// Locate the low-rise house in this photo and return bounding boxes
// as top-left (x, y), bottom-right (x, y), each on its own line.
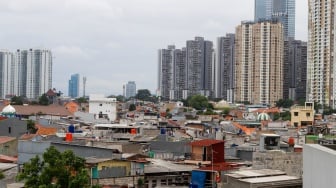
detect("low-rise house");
top-left (0, 118), bottom-right (27, 138)
top-left (223, 169), bottom-right (302, 188)
top-left (144, 158), bottom-right (196, 187)
top-left (290, 102), bottom-right (314, 128)
top-left (0, 136), bottom-right (17, 157)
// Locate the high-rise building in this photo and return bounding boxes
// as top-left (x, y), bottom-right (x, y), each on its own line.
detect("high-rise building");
top-left (255, 0), bottom-right (295, 39)
top-left (214, 34), bottom-right (235, 102)
top-left (68, 74), bottom-right (80, 98)
top-left (158, 37), bottom-right (213, 101)
top-left (307, 0), bottom-right (335, 107)
top-left (0, 51), bottom-right (15, 99)
top-left (284, 39), bottom-right (307, 101)
top-left (13, 49), bottom-right (53, 99)
top-left (158, 45), bottom-right (175, 100)
top-left (0, 49), bottom-right (52, 100)
top-left (235, 20), bottom-right (283, 105)
top-left (171, 48), bottom-right (187, 100)
top-left (125, 81), bottom-right (136, 98)
top-left (185, 37), bottom-right (214, 98)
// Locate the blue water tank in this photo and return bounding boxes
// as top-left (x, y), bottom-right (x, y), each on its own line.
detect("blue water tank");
top-left (68, 124), bottom-right (75, 133)
top-left (160, 128), bottom-right (166, 135)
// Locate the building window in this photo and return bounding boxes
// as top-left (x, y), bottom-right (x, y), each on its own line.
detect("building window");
top-left (294, 112), bottom-right (299, 116)
top-left (8, 127), bottom-right (11, 134)
top-left (99, 103), bottom-right (102, 106)
top-left (306, 113), bottom-right (310, 117)
top-left (294, 122), bottom-right (298, 127)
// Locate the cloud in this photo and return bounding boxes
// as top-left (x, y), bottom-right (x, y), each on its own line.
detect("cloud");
top-left (0, 0), bottom-right (308, 96)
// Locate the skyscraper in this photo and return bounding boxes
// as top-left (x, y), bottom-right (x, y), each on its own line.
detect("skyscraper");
top-left (125, 81), bottom-right (136, 98)
top-left (284, 39), bottom-right (307, 101)
top-left (0, 50), bottom-right (15, 99)
top-left (214, 34), bottom-right (235, 102)
top-left (68, 74), bottom-right (80, 98)
top-left (158, 45), bottom-right (175, 100)
top-left (185, 37), bottom-right (214, 98)
top-left (14, 49), bottom-right (53, 99)
top-left (255, 0), bottom-right (295, 39)
top-left (235, 20), bottom-right (283, 105)
top-left (307, 0), bottom-right (335, 107)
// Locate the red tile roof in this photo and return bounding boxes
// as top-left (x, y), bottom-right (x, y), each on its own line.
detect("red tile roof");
top-left (0, 155), bottom-right (17, 163)
top-left (0, 104), bottom-right (72, 116)
top-left (189, 139), bottom-right (224, 147)
top-left (0, 136), bottom-right (16, 144)
top-left (19, 133), bottom-right (37, 140)
top-left (35, 124), bottom-right (57, 136)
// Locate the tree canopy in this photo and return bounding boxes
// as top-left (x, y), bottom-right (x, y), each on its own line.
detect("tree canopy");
top-left (38, 94), bottom-right (50, 106)
top-left (187, 95), bottom-right (209, 110)
top-left (17, 146), bottom-right (90, 188)
top-left (136, 89), bottom-right (151, 100)
top-left (275, 99), bottom-right (294, 108)
top-left (10, 96), bottom-right (24, 105)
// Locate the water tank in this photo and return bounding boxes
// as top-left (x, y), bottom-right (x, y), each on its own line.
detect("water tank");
top-left (68, 125), bottom-right (75, 133)
top-left (65, 133), bottom-right (73, 142)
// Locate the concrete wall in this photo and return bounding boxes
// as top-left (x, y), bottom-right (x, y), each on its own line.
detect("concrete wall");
top-left (0, 118), bottom-right (27, 138)
top-left (253, 150), bottom-right (302, 177)
top-left (51, 142), bottom-right (122, 159)
top-left (18, 140), bottom-right (51, 164)
top-left (0, 139), bottom-right (18, 156)
top-left (18, 140), bottom-right (122, 164)
top-left (303, 144), bottom-right (336, 188)
top-left (97, 176), bottom-right (144, 187)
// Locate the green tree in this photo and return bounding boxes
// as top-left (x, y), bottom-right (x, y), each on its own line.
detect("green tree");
top-left (275, 99), bottom-right (294, 108)
top-left (129, 104), bottom-right (136, 111)
top-left (38, 94), bottom-right (50, 106)
top-left (136, 89), bottom-right (151, 101)
top-left (0, 171), bottom-right (4, 180)
top-left (27, 120), bottom-right (37, 134)
top-left (188, 95), bottom-right (209, 110)
top-left (76, 97), bottom-right (88, 104)
top-left (17, 146), bottom-right (90, 188)
top-left (222, 107), bottom-right (231, 115)
top-left (10, 96), bottom-right (24, 105)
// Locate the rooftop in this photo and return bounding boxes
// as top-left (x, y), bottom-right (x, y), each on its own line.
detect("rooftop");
top-left (189, 139), bottom-right (224, 147)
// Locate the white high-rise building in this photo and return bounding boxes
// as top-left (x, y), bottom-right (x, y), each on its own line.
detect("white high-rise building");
top-left (0, 50), bottom-right (15, 99)
top-left (125, 81), bottom-right (136, 98)
top-left (12, 49), bottom-right (53, 99)
top-left (307, 0), bottom-right (335, 107)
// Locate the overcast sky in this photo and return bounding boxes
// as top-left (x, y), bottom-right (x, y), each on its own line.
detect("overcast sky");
top-left (0, 0), bottom-right (308, 96)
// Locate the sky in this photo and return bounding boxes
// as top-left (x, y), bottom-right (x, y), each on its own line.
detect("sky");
top-left (0, 0), bottom-right (308, 96)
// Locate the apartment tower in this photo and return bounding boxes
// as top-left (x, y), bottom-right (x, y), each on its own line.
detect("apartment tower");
top-left (235, 20), bottom-right (283, 105)
top-left (214, 34), bottom-right (235, 102)
top-left (307, 0), bottom-right (336, 107)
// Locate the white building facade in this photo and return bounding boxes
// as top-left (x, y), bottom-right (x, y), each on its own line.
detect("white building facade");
top-left (0, 50), bottom-right (15, 99)
top-left (89, 94), bottom-right (117, 122)
top-left (307, 0), bottom-right (336, 108)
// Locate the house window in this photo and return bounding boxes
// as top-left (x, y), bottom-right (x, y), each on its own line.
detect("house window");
top-left (306, 113), bottom-right (310, 117)
top-left (294, 112), bottom-right (299, 116)
top-left (8, 127), bottom-right (11, 134)
top-left (294, 122), bottom-right (298, 127)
